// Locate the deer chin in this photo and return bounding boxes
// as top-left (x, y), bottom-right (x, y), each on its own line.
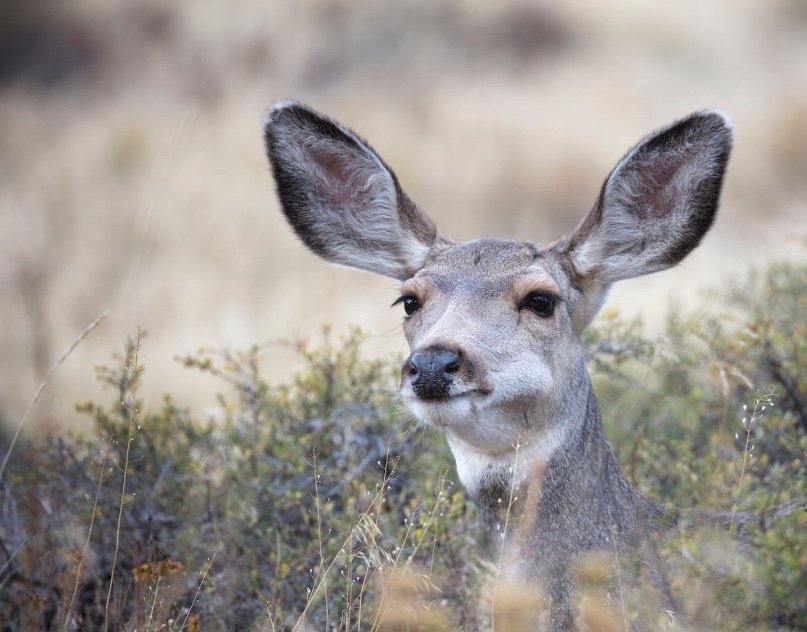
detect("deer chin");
top-left (404, 390), bottom-right (535, 456)
top-left (403, 389), bottom-right (491, 429)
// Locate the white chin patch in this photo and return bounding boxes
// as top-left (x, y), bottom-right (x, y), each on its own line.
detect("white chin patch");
top-left (407, 396), bottom-right (475, 428)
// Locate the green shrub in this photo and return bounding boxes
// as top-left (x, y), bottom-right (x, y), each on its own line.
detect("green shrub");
top-left (587, 259), bottom-right (807, 630)
top-left (0, 258), bottom-right (804, 630)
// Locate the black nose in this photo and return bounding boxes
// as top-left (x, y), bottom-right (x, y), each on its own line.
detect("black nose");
top-left (409, 350), bottom-right (460, 374)
top-left (408, 348), bottom-right (460, 400)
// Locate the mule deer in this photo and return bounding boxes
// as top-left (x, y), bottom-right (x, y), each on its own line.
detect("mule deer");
top-left (263, 102), bottom-right (732, 629)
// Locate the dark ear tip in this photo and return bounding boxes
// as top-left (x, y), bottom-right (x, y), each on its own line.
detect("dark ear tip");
top-left (693, 109), bottom-right (734, 144)
top-left (699, 108), bottom-right (733, 128)
top-left (262, 100), bottom-right (312, 136)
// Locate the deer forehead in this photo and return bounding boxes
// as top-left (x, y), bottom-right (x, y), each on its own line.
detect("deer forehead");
top-left (404, 238), bottom-right (569, 299)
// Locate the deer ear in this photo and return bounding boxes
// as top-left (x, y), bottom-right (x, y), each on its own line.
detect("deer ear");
top-left (566, 110), bottom-right (733, 285)
top-left (263, 101), bottom-right (442, 281)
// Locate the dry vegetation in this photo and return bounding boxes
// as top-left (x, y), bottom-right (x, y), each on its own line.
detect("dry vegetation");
top-left (1, 259), bottom-right (805, 630)
top-left (1, 2), bottom-right (806, 630)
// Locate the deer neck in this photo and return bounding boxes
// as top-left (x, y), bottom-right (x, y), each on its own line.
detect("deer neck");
top-left (445, 373), bottom-right (655, 551)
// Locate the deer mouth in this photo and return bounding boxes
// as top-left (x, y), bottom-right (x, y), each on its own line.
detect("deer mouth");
top-left (411, 387), bottom-right (491, 403)
top-left (403, 388), bottom-right (492, 428)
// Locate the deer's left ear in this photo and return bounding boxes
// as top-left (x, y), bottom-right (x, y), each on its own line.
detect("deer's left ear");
top-left (563, 110), bottom-right (733, 286)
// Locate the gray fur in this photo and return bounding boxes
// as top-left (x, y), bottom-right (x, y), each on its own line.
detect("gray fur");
top-left (263, 103), bottom-right (733, 630)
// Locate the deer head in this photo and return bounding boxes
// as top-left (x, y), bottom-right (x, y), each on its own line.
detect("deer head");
top-left (263, 102), bottom-right (732, 485)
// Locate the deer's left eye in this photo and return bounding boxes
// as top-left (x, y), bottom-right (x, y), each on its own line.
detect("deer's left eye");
top-left (521, 292), bottom-right (556, 318)
top-left (392, 295), bottom-right (421, 317)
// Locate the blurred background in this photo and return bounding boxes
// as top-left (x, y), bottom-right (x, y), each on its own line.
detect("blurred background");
top-left (2, 0), bottom-right (806, 434)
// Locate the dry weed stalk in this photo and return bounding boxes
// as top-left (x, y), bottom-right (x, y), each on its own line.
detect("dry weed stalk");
top-left (729, 388), bottom-right (775, 535)
top-left (369, 475), bottom-right (449, 632)
top-left (62, 445), bottom-right (110, 630)
top-left (104, 327), bottom-right (144, 631)
top-left (175, 547), bottom-right (218, 632)
top-left (311, 451), bottom-right (330, 630)
top-left (0, 309), bottom-right (110, 482)
top-left (292, 456), bottom-right (400, 631)
top-left (372, 569), bottom-right (448, 632)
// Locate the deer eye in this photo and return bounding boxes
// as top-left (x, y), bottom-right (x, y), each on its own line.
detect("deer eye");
top-left (521, 292), bottom-right (556, 318)
top-left (392, 295), bottom-right (421, 317)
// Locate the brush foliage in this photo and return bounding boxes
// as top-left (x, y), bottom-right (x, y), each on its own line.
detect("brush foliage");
top-left (1, 259), bottom-right (805, 631)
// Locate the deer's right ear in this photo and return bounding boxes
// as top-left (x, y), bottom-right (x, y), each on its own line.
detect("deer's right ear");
top-left (263, 102), bottom-right (442, 281)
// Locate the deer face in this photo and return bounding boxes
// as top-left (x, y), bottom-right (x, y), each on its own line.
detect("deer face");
top-left (395, 238), bottom-right (587, 453)
top-left (263, 102), bottom-right (732, 459)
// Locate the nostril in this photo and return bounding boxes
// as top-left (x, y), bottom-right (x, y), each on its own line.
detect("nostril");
top-left (409, 353), bottom-right (426, 375)
top-left (438, 352), bottom-right (460, 373)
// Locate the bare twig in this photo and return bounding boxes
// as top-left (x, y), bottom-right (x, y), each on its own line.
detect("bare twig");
top-left (0, 310), bottom-right (110, 482)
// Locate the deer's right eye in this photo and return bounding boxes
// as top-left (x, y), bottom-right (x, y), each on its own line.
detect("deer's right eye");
top-left (392, 295), bottom-right (421, 316)
top-left (521, 292), bottom-right (557, 318)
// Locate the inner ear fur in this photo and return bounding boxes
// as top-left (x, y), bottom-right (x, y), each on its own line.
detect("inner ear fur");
top-left (565, 110), bottom-right (733, 286)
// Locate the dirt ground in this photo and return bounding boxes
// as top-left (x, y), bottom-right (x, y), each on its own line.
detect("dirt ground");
top-left (2, 0), bottom-right (806, 433)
